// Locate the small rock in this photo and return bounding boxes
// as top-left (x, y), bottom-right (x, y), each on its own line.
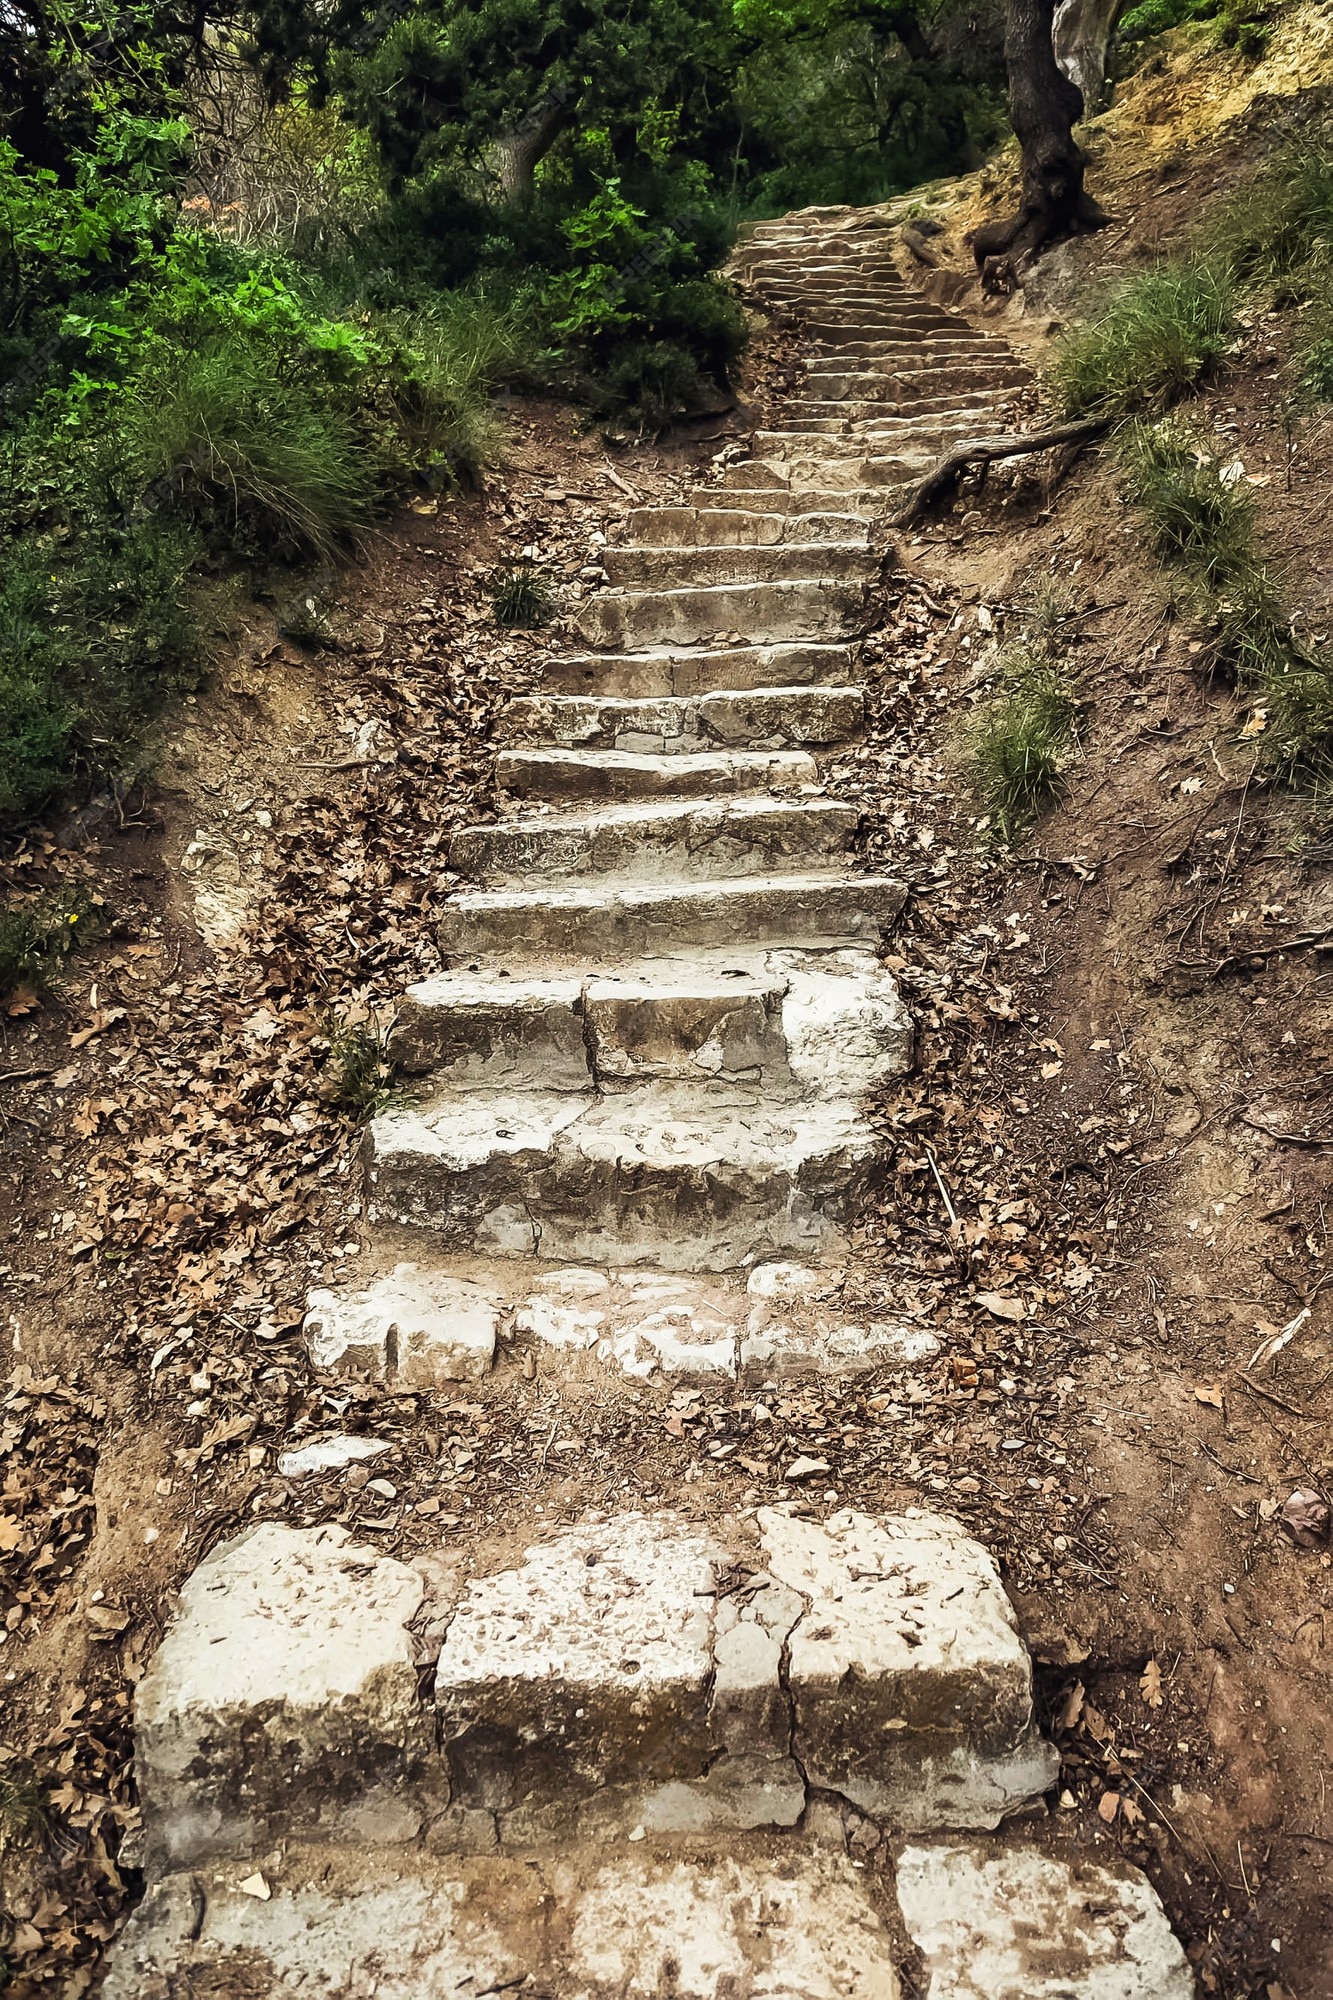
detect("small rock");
top-left (277, 1435), bottom-right (391, 1479)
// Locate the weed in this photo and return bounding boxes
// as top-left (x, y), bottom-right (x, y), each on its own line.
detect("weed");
top-left (491, 565), bottom-right (555, 629)
top-left (1053, 261), bottom-right (1236, 420)
top-left (0, 887), bottom-right (98, 1004)
top-left (323, 1013), bottom-right (395, 1118)
top-left (120, 345), bottom-right (379, 563)
top-left (962, 611), bottom-right (1080, 844)
top-left (0, 1766), bottom-right (48, 1843)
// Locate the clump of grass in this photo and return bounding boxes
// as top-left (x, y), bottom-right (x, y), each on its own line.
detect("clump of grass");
top-left (491, 564), bottom-right (555, 629)
top-left (322, 1013), bottom-right (395, 1118)
top-left (1207, 136), bottom-right (1333, 297)
top-left (1120, 417), bottom-right (1333, 779)
top-left (0, 887), bottom-right (98, 1005)
top-left (1053, 260), bottom-right (1237, 420)
top-left (120, 347), bottom-right (379, 564)
top-left (962, 600), bottom-right (1080, 844)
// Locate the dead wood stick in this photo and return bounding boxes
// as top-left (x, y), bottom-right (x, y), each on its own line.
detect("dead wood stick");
top-left (892, 417), bottom-right (1110, 526)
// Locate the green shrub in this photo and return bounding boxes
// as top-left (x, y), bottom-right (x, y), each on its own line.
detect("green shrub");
top-left (962, 613), bottom-right (1080, 843)
top-left (0, 886), bottom-right (97, 1003)
top-left (322, 1014), bottom-right (395, 1118)
top-left (491, 565), bottom-right (555, 628)
top-left (1053, 261), bottom-right (1237, 420)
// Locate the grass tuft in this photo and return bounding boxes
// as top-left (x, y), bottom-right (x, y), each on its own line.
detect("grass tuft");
top-left (1053, 261), bottom-right (1237, 421)
top-left (0, 1767), bottom-right (48, 1844)
top-left (1120, 417), bottom-right (1333, 780)
top-left (962, 595), bottom-right (1080, 844)
top-left (1206, 137), bottom-right (1333, 297)
top-left (322, 1013), bottom-right (395, 1118)
top-left (491, 564), bottom-right (555, 629)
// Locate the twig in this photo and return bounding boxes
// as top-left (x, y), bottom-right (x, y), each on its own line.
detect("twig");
top-left (1240, 1112), bottom-right (1333, 1148)
top-left (1237, 1373), bottom-right (1306, 1417)
top-left (1199, 1440), bottom-right (1265, 1485)
top-left (0, 1067), bottom-right (54, 1087)
top-left (892, 418), bottom-right (1110, 525)
top-left (923, 1144), bottom-right (958, 1228)
top-left (1209, 929), bottom-right (1333, 976)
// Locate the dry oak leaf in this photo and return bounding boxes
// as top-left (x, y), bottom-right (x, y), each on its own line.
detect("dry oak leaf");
top-left (974, 1291), bottom-right (1025, 1323)
top-left (1139, 1658), bottom-right (1165, 1709)
top-left (1193, 1384), bottom-right (1224, 1411)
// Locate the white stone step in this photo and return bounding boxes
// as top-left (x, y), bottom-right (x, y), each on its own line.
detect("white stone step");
top-left (496, 745), bottom-right (817, 802)
top-left (106, 1843), bottom-right (907, 1998)
top-left (392, 945), bottom-right (911, 1093)
top-left (129, 1507), bottom-right (1059, 1866)
top-left (622, 504), bottom-right (871, 546)
top-left (603, 539), bottom-right (876, 589)
top-left (365, 1083), bottom-right (882, 1269)
top-left (435, 869), bottom-right (906, 959)
top-left (542, 641), bottom-right (859, 698)
top-left (452, 795), bottom-right (858, 886)
top-left (504, 685), bottom-right (865, 752)
top-left (576, 575), bottom-right (870, 649)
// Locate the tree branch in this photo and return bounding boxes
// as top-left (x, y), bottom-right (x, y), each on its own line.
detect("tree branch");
top-left (891, 417), bottom-right (1109, 525)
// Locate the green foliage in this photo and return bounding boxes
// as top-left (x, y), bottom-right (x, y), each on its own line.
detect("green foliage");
top-left (323, 1013), bottom-right (395, 1117)
top-left (0, 1765), bottom-right (47, 1841)
top-left (0, 529), bottom-right (199, 818)
top-left (961, 599), bottom-right (1079, 844)
top-left (1117, 0), bottom-right (1271, 60)
top-left (1121, 418), bottom-right (1333, 781)
top-left (0, 885), bottom-right (96, 1002)
top-left (1053, 261), bottom-right (1237, 420)
top-left (491, 564), bottom-right (555, 628)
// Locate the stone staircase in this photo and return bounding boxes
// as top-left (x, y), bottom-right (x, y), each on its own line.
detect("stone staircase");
top-left (106, 207), bottom-right (1196, 1997)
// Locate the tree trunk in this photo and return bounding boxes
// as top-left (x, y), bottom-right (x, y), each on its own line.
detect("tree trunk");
top-left (971, 0), bottom-right (1108, 292)
top-left (493, 87), bottom-right (573, 202)
top-left (1053, 0), bottom-right (1127, 112)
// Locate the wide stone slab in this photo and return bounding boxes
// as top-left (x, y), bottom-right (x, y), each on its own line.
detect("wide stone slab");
top-left (503, 685), bottom-right (865, 752)
top-left (894, 1841), bottom-right (1195, 1999)
top-left (496, 745), bottom-right (818, 802)
top-left (576, 577), bottom-right (870, 649)
top-left (135, 1524), bottom-right (431, 1870)
top-left (761, 1507), bottom-right (1060, 1828)
top-left (542, 641), bottom-right (859, 699)
top-left (436, 870), bottom-right (907, 960)
top-left (103, 1845), bottom-right (904, 2000)
top-left (451, 797), bottom-right (858, 886)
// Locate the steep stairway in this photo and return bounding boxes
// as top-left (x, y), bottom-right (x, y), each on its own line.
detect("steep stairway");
top-left (105, 207), bottom-right (1196, 1998)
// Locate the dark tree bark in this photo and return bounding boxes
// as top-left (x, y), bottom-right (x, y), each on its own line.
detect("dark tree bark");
top-left (971, 0), bottom-right (1108, 292)
top-left (493, 88), bottom-right (574, 201)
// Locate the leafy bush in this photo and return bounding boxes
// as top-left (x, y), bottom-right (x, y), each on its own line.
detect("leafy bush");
top-left (322, 1014), bottom-right (395, 1118)
top-left (962, 606), bottom-right (1080, 843)
top-left (1117, 0), bottom-right (1271, 58)
top-left (1053, 261), bottom-right (1237, 420)
top-left (0, 886), bottom-right (98, 1003)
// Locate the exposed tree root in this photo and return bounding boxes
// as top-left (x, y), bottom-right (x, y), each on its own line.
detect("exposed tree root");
top-left (891, 417), bottom-right (1110, 526)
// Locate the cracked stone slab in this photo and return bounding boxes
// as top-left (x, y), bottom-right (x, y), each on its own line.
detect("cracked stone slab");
top-left (135, 1524), bottom-right (432, 1871)
top-left (103, 1845), bottom-right (903, 1999)
top-left (304, 1263), bottom-right (499, 1384)
top-left (761, 1507), bottom-right (1059, 1828)
top-left (894, 1841), bottom-right (1195, 1999)
top-left (434, 1513), bottom-right (724, 1839)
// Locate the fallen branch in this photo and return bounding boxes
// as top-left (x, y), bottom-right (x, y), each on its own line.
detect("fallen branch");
top-left (891, 417), bottom-right (1110, 526)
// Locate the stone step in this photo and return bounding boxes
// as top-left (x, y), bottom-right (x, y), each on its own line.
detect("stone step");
top-left (575, 576), bottom-right (870, 650)
top-left (621, 504), bottom-right (871, 546)
top-left (435, 869), bottom-right (906, 961)
top-left (541, 640), bottom-right (858, 699)
top-left (106, 1842), bottom-right (908, 1998)
top-left (503, 685), bottom-right (865, 752)
top-left (778, 394), bottom-right (1015, 428)
top-left (602, 539), bottom-right (876, 590)
top-left (450, 795), bottom-right (859, 887)
top-left (392, 945), bottom-right (911, 1094)
top-left (716, 456), bottom-right (909, 494)
top-left (128, 1508), bottom-right (1059, 1868)
top-left (495, 746), bottom-right (817, 803)
top-left (365, 1083), bottom-right (882, 1268)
